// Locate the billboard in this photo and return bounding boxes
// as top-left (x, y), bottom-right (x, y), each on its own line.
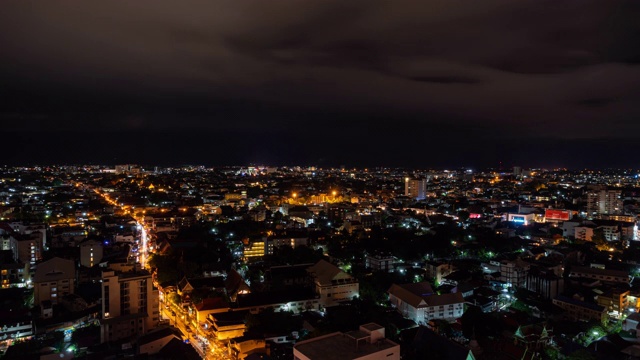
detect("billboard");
top-left (545, 209), bottom-right (571, 221)
top-left (512, 216), bottom-right (526, 224)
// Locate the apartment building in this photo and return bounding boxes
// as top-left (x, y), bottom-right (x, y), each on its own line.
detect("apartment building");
top-left (100, 270), bottom-right (159, 343)
top-left (552, 296), bottom-right (607, 323)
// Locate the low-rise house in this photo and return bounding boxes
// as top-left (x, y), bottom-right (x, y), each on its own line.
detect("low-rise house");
top-left (189, 296), bottom-right (229, 328)
top-left (424, 260), bottom-right (454, 284)
top-left (307, 259), bottom-right (359, 307)
top-left (137, 327), bottom-right (180, 355)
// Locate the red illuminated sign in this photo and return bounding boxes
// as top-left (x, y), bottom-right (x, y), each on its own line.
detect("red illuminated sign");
top-left (545, 209), bottom-right (570, 221)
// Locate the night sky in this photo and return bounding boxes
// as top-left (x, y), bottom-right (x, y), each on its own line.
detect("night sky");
top-left (1, 0), bottom-right (640, 168)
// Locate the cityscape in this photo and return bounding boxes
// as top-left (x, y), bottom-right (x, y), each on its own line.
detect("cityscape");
top-left (2, 165), bottom-right (640, 359)
top-left (2, 1), bottom-right (640, 360)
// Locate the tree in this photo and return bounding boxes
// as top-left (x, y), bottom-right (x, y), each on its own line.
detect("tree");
top-left (457, 210), bottom-right (470, 223)
top-left (591, 228), bottom-right (608, 251)
top-left (167, 292), bottom-right (181, 306)
top-left (567, 349), bottom-right (596, 360)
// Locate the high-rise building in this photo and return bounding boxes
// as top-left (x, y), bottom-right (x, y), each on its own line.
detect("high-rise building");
top-left (513, 166), bottom-right (522, 178)
top-left (100, 270), bottom-right (159, 343)
top-left (404, 177), bottom-right (427, 200)
top-left (586, 189), bottom-right (622, 217)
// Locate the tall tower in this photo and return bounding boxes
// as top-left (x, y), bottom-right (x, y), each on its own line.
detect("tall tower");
top-left (405, 178), bottom-right (427, 200)
top-left (586, 188), bottom-right (622, 218)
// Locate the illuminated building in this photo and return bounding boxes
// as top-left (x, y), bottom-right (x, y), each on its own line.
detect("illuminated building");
top-left (586, 188), bottom-right (622, 217)
top-left (596, 289), bottom-right (630, 318)
top-left (404, 178), bottom-right (427, 200)
top-left (100, 269), bottom-right (159, 343)
top-left (243, 240), bottom-right (265, 259)
top-left (507, 213), bottom-right (535, 226)
top-left (307, 259), bottom-right (359, 307)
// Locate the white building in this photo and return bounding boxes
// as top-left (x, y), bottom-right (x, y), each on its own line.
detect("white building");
top-left (307, 259), bottom-right (359, 307)
top-left (388, 282), bottom-right (465, 325)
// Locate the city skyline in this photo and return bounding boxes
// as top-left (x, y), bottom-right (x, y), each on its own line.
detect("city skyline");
top-left (1, 1), bottom-right (640, 167)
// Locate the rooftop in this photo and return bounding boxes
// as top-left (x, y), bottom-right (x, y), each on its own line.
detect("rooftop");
top-left (294, 332), bottom-right (398, 360)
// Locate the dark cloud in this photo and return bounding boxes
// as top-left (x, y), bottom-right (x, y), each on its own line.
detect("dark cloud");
top-left (0, 0), bottom-right (639, 166)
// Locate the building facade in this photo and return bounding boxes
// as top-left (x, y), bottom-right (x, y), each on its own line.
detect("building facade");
top-left (307, 260), bottom-right (359, 307)
top-left (553, 296), bottom-right (607, 323)
top-left (405, 178), bottom-right (427, 200)
top-left (587, 189), bottom-right (622, 217)
top-left (100, 270), bottom-right (159, 343)
top-left (33, 257), bottom-right (75, 306)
